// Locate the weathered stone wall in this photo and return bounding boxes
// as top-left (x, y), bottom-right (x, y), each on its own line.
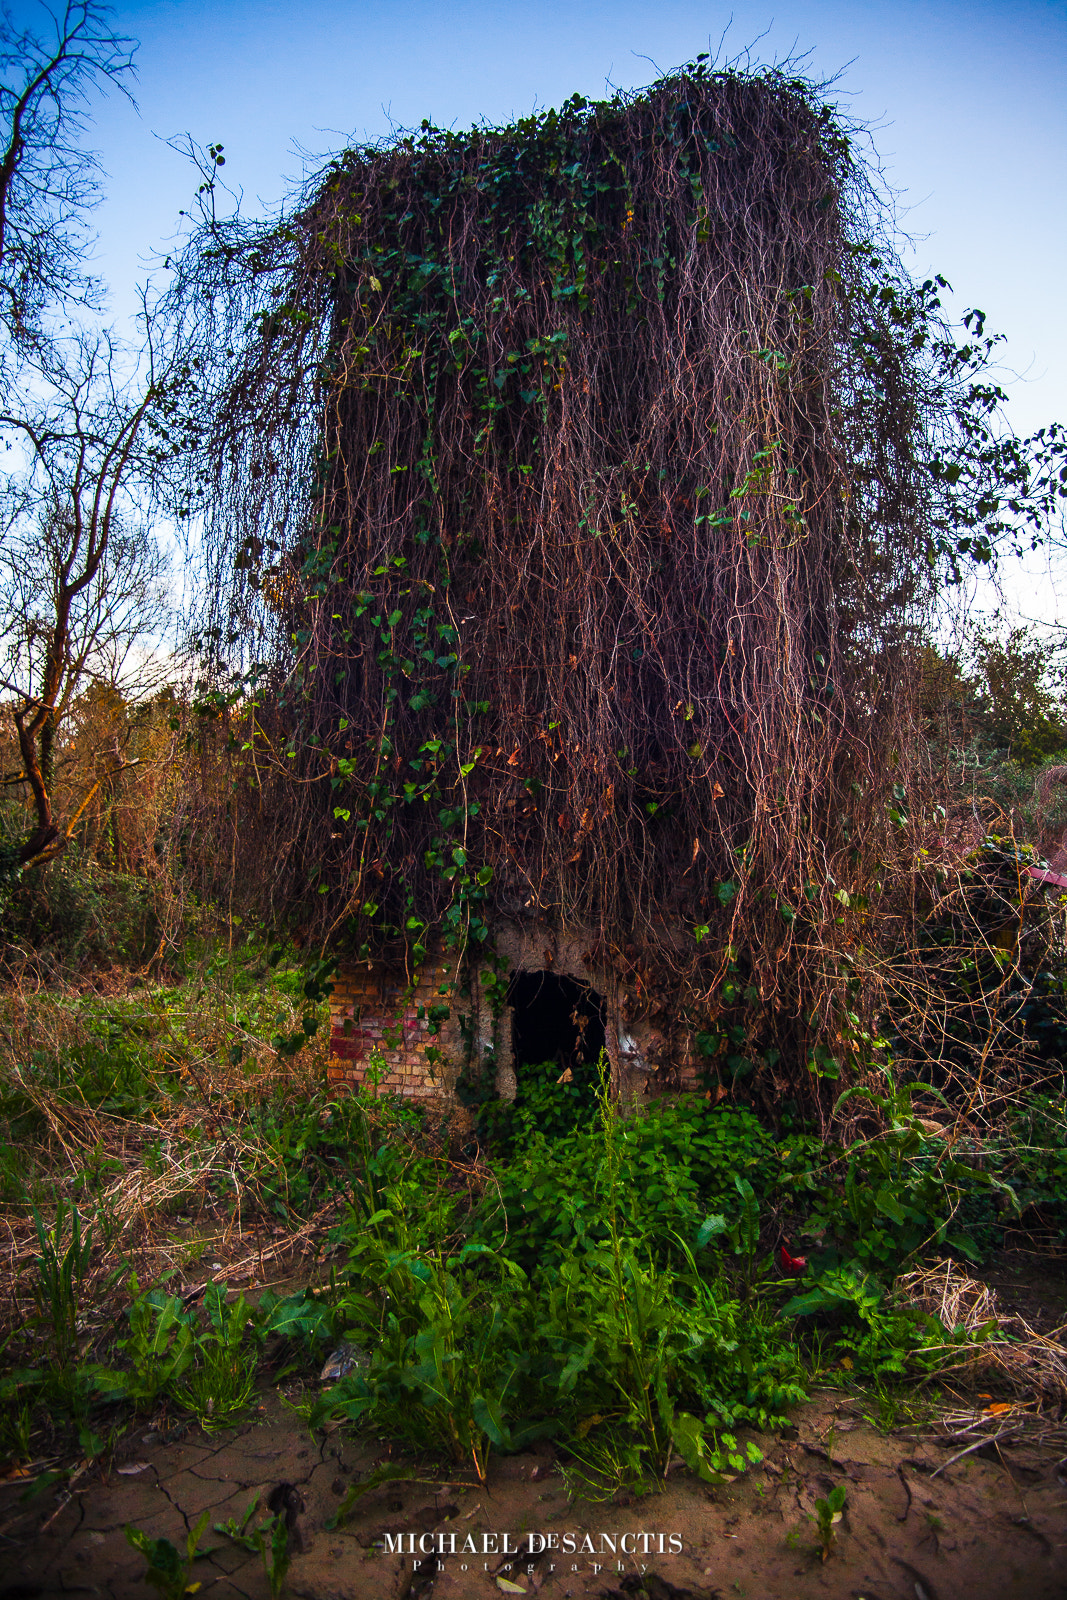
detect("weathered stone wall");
top-left (326, 950), bottom-right (466, 1099)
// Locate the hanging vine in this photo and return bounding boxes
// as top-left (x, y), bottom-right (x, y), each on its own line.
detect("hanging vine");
top-left (165, 58), bottom-right (1066, 1099)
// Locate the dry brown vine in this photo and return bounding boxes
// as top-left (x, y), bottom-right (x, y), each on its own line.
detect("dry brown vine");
top-left (162, 62), bottom-right (1066, 1104)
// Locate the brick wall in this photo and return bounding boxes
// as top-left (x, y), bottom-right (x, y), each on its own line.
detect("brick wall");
top-left (327, 951), bottom-right (466, 1099)
top-left (327, 930), bottom-right (708, 1102)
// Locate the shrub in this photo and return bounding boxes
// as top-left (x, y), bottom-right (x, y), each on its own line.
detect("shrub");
top-left (316, 1083), bottom-right (805, 1492)
top-left (4, 846), bottom-right (160, 967)
top-left (470, 1097), bottom-right (776, 1270)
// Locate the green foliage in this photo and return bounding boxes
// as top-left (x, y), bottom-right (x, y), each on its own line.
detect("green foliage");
top-left (6, 927), bottom-right (1064, 1492)
top-left (313, 1237), bottom-right (547, 1481)
top-left (4, 844), bottom-right (161, 966)
top-left (783, 1263), bottom-right (938, 1379)
top-left (778, 1081), bottom-right (1015, 1379)
top-left (697, 1173), bottom-right (768, 1300)
top-left (124, 1513), bottom-right (213, 1600)
top-left (0, 1373), bottom-right (34, 1461)
top-left (471, 1054), bottom-right (600, 1154)
top-left (214, 1492), bottom-right (264, 1551)
top-left (233, 1086), bottom-right (428, 1222)
top-left (259, 1512), bottom-right (292, 1600)
top-left (92, 1276), bottom-right (328, 1427)
top-left (784, 1072), bottom-right (992, 1275)
top-left (1, 1022), bottom-right (163, 1143)
top-left (215, 1497), bottom-right (291, 1599)
top-left (316, 1079), bottom-right (804, 1493)
top-left (811, 1484), bottom-right (846, 1561)
top-left (269, 950), bottom-right (337, 1057)
top-left (969, 627), bottom-right (1067, 766)
top-left (987, 1093), bottom-right (1067, 1236)
top-left (91, 1277), bottom-right (197, 1411)
top-left (470, 1099), bottom-right (775, 1271)
top-left (30, 1200), bottom-right (93, 1370)
top-left (172, 1284), bottom-right (260, 1430)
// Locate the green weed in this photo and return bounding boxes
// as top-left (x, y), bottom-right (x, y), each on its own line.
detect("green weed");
top-left (470, 1098), bottom-right (775, 1272)
top-left (124, 1512), bottom-right (213, 1599)
top-left (174, 1339), bottom-right (258, 1431)
top-left (811, 1484), bottom-right (846, 1560)
top-left (92, 1277), bottom-right (197, 1411)
top-left (93, 1277), bottom-right (327, 1425)
top-left (173, 1284), bottom-right (259, 1430)
top-left (31, 1200), bottom-right (92, 1370)
top-left (0, 1375), bottom-right (34, 1462)
top-left (315, 1062), bottom-right (801, 1492)
top-left (313, 1231), bottom-right (546, 1481)
top-left (214, 1492), bottom-right (263, 1550)
top-left (258, 1512), bottom-right (292, 1599)
top-left (215, 1495), bottom-right (292, 1597)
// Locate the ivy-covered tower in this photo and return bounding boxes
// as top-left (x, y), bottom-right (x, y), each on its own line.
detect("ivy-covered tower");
top-left (190, 63), bottom-right (965, 1106)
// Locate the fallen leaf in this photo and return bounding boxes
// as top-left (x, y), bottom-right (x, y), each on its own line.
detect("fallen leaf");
top-left (116, 1462), bottom-right (151, 1476)
top-left (497, 1581), bottom-right (528, 1595)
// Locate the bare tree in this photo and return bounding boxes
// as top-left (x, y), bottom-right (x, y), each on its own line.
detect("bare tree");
top-left (0, 0), bottom-right (136, 346)
top-left (0, 328), bottom-right (171, 869)
top-left (0, 4), bottom-right (206, 898)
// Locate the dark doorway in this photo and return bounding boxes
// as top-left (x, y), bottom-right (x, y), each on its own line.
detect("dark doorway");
top-left (508, 971), bottom-right (606, 1070)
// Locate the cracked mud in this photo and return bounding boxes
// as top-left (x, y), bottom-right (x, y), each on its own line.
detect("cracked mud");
top-left (2, 1390), bottom-right (1065, 1600)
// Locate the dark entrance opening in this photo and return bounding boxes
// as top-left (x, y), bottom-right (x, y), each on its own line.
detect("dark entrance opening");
top-left (508, 971), bottom-right (606, 1071)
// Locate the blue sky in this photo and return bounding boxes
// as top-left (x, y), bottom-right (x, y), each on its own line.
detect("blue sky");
top-left (83, 0), bottom-right (1065, 434)
top-left (18, 0), bottom-right (1067, 613)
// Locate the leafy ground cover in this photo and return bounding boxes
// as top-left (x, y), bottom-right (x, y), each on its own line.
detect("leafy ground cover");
top-left (0, 943), bottom-right (1066, 1593)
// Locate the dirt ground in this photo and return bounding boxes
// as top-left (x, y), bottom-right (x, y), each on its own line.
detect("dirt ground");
top-left (2, 1378), bottom-right (1065, 1600)
top-left (2, 1250), bottom-right (1065, 1600)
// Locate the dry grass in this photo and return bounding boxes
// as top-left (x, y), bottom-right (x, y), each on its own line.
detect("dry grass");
top-left (0, 962), bottom-right (341, 1345)
top-left (898, 1255), bottom-right (1067, 1406)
